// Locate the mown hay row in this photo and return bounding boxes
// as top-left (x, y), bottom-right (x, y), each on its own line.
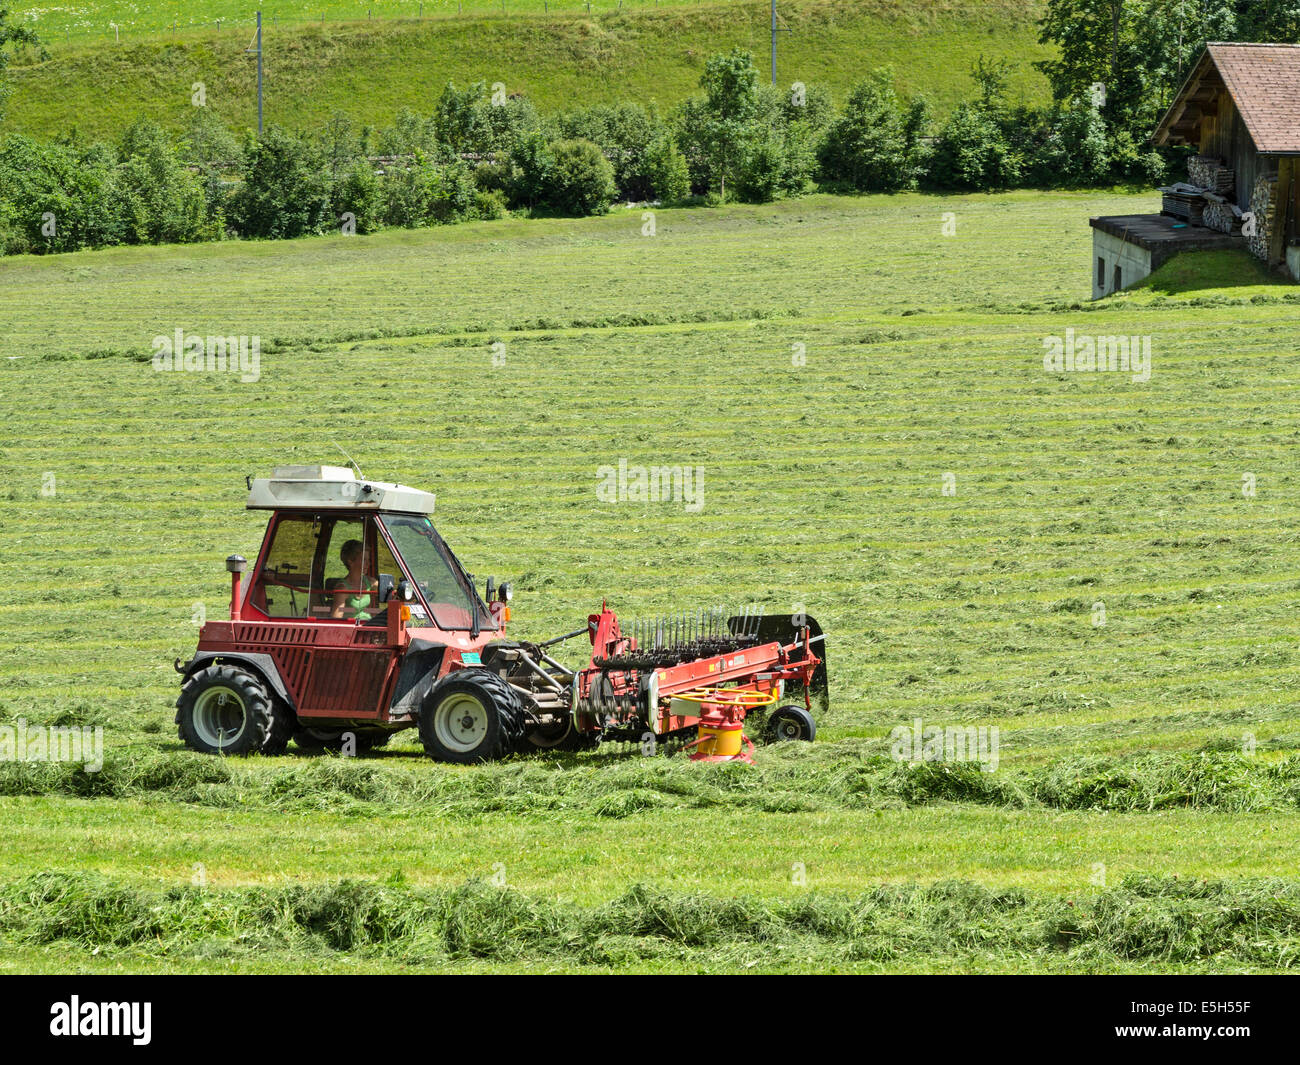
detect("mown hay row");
top-left (3, 872), bottom-right (1299, 969)
top-left (1, 744), bottom-right (1298, 816)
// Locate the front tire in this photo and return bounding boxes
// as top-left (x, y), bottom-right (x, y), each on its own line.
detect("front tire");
top-left (419, 670), bottom-right (525, 763)
top-left (176, 664), bottom-right (291, 755)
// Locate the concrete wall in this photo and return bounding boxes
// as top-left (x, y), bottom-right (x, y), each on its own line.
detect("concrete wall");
top-left (1092, 230), bottom-right (1153, 299)
top-left (1288, 245), bottom-right (1300, 282)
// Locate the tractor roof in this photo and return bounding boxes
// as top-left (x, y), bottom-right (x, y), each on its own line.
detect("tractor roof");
top-left (246, 465), bottom-right (436, 514)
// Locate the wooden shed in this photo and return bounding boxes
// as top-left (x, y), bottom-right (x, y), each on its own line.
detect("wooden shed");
top-left (1091, 42), bottom-right (1300, 296)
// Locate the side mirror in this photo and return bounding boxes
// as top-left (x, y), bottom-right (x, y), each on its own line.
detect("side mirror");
top-left (485, 576), bottom-right (496, 601)
top-left (376, 574), bottom-right (395, 603)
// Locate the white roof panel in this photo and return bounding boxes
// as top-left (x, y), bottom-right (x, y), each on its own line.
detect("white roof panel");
top-left (246, 466), bottom-right (436, 513)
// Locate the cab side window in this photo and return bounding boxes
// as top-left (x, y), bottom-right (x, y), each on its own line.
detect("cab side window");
top-left (257, 517), bottom-right (318, 618)
top-left (316, 517), bottom-right (368, 618)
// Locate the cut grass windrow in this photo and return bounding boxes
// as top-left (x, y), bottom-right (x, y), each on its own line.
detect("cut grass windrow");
top-left (4, 871), bottom-right (1299, 970)
top-left (1, 742), bottom-right (1297, 817)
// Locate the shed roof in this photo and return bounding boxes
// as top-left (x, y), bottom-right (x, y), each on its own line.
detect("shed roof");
top-left (1154, 43), bottom-right (1300, 155)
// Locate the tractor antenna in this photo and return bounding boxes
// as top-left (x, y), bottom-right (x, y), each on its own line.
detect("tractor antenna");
top-left (332, 442), bottom-right (365, 481)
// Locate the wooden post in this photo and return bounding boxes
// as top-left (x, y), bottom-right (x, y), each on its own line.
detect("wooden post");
top-left (1270, 159), bottom-right (1294, 267)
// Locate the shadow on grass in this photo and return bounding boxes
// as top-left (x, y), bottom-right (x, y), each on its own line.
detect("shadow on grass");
top-left (1131, 248), bottom-right (1287, 296)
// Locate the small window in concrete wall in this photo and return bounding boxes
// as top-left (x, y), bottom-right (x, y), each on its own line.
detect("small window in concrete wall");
top-left (1113, 264), bottom-right (1122, 291)
top-left (1098, 256), bottom-right (1106, 289)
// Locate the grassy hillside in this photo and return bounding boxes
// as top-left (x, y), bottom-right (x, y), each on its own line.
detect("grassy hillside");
top-left (3, 189), bottom-right (1300, 971)
top-left (2, 0), bottom-right (1053, 139)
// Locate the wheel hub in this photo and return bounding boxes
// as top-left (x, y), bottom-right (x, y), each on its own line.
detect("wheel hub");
top-left (434, 693), bottom-right (489, 753)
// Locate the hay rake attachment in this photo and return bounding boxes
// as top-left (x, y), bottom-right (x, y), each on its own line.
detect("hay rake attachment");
top-left (574, 603), bottom-right (826, 760)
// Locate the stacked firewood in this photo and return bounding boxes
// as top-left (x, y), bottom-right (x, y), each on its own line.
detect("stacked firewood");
top-left (1246, 173), bottom-right (1277, 260)
top-left (1202, 197), bottom-right (1242, 235)
top-left (1188, 155), bottom-right (1235, 196)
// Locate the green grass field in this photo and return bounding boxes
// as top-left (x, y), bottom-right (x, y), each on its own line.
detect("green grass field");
top-left (2, 0), bottom-right (1052, 139)
top-left (4, 188), bottom-right (1300, 972)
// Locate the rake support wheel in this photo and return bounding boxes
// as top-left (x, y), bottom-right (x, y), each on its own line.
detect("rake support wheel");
top-left (765, 704), bottom-right (817, 744)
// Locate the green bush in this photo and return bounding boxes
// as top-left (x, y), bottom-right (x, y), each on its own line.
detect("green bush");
top-left (181, 109), bottom-right (241, 228)
top-left (378, 106), bottom-right (439, 157)
top-left (334, 161), bottom-right (384, 234)
top-left (506, 129), bottom-right (555, 210)
top-left (547, 138), bottom-right (617, 216)
top-left (113, 120), bottom-right (209, 245)
top-left (1108, 128), bottom-right (1167, 185)
top-left (819, 74), bottom-right (930, 192)
top-left (230, 126), bottom-right (332, 239)
top-left (381, 152), bottom-right (479, 228)
top-left (556, 103), bottom-right (667, 201)
top-left (1026, 102), bottom-right (1110, 188)
top-left (473, 188), bottom-right (508, 220)
top-left (435, 81), bottom-right (547, 158)
top-left (0, 134), bottom-right (123, 253)
top-left (929, 102), bottom-right (1024, 191)
top-left (642, 133), bottom-right (690, 202)
top-left (733, 127), bottom-right (787, 203)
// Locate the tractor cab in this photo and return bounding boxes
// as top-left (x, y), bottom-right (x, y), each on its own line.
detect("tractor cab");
top-left (242, 465), bottom-right (500, 635)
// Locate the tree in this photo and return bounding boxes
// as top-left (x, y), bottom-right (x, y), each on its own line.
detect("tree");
top-left (697, 48), bottom-right (761, 201)
top-left (928, 60), bottom-right (1024, 190)
top-left (642, 132), bottom-right (690, 202)
top-left (182, 108), bottom-right (241, 222)
top-left (114, 120), bottom-right (208, 244)
top-left (818, 71), bottom-right (930, 192)
top-left (506, 128), bottom-right (555, 209)
top-left (1037, 0), bottom-right (1239, 133)
top-left (229, 126), bottom-right (332, 239)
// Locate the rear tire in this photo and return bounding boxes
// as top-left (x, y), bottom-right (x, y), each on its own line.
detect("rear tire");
top-left (419, 670), bottom-right (525, 763)
top-left (765, 704), bottom-right (816, 743)
top-left (176, 664), bottom-right (291, 756)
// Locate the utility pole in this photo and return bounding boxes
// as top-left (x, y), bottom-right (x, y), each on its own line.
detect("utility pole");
top-left (254, 11), bottom-right (262, 134)
top-left (770, 1), bottom-right (791, 86)
top-left (245, 12), bottom-right (264, 135)
top-left (771, 0), bottom-right (777, 85)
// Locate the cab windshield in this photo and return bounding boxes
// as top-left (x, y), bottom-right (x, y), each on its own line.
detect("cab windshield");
top-left (380, 513), bottom-right (495, 631)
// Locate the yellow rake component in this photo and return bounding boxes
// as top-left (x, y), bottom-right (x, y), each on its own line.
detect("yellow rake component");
top-left (672, 686), bottom-right (777, 708)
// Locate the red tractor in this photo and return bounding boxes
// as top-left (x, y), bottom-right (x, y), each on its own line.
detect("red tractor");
top-left (174, 466), bottom-right (827, 762)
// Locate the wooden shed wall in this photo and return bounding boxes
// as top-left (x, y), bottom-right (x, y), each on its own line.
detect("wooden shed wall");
top-left (1199, 94), bottom-right (1267, 211)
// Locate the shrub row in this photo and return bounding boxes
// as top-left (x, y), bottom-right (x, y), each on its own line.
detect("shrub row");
top-left (0, 51), bottom-right (1172, 256)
